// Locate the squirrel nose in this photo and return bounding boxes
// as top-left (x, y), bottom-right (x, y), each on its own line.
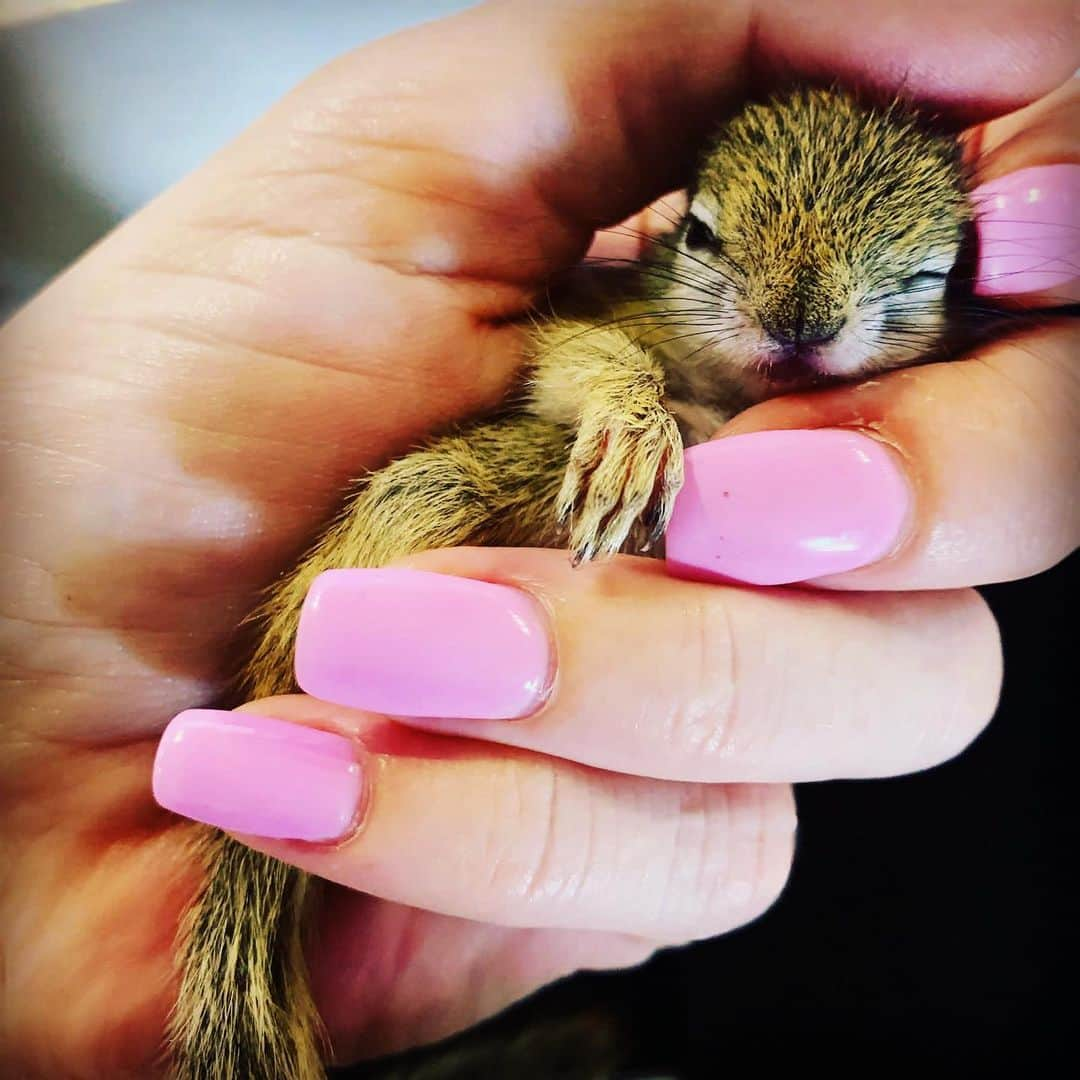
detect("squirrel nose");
top-left (760, 291), bottom-right (846, 349)
top-left (765, 322), bottom-right (843, 349)
top-left (760, 306), bottom-right (842, 347)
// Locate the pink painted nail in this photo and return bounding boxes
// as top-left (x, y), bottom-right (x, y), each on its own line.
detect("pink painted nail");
top-left (665, 430), bottom-right (911, 586)
top-left (295, 568), bottom-right (554, 719)
top-left (972, 164), bottom-right (1080, 296)
top-left (153, 709), bottom-right (364, 841)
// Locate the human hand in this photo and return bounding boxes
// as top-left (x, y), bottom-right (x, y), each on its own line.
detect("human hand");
top-left (2, 0), bottom-right (1076, 1073)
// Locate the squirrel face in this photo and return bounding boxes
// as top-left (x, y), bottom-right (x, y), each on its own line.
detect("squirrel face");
top-left (664, 88), bottom-right (971, 392)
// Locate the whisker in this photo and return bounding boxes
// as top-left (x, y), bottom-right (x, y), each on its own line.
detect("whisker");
top-left (969, 213), bottom-right (1080, 234)
top-left (581, 253), bottom-right (731, 300)
top-left (602, 224), bottom-right (748, 290)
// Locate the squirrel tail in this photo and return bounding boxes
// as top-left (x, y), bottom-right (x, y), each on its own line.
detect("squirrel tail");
top-left (167, 834), bottom-right (325, 1080)
top-left (165, 416), bottom-right (570, 1079)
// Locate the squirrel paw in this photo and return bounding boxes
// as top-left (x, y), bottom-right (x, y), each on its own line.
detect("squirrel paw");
top-left (556, 404), bottom-right (684, 564)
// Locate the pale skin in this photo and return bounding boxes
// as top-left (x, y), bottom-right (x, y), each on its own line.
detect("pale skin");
top-left (2, 0), bottom-right (1078, 1074)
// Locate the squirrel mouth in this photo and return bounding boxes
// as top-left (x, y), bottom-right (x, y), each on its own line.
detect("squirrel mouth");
top-left (758, 348), bottom-right (831, 388)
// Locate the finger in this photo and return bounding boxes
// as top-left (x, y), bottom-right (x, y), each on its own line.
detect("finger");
top-left (288, 555), bottom-right (1001, 783)
top-left (703, 312), bottom-right (1079, 590)
top-left (967, 74), bottom-right (1078, 177)
top-left (967, 78), bottom-right (1080, 304)
top-left (310, 900), bottom-right (655, 1061)
top-left (152, 700), bottom-right (796, 943)
top-left (585, 191), bottom-right (689, 261)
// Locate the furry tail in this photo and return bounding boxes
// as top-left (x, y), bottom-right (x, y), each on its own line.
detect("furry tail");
top-left (168, 835), bottom-right (325, 1080)
top-left (165, 416), bottom-right (570, 1080)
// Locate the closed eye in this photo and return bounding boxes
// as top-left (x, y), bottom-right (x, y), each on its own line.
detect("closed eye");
top-left (900, 270), bottom-right (949, 291)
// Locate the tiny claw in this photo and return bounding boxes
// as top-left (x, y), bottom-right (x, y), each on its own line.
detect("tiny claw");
top-left (642, 503), bottom-right (662, 540)
top-left (557, 403), bottom-right (683, 569)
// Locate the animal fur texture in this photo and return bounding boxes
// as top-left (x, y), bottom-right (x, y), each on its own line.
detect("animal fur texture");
top-left (166, 87), bottom-right (970, 1079)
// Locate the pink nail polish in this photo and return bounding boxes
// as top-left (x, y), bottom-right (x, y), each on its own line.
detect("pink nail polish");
top-left (153, 709), bottom-right (364, 841)
top-left (665, 430), bottom-right (910, 586)
top-left (972, 164), bottom-right (1080, 296)
top-left (295, 568), bottom-right (554, 719)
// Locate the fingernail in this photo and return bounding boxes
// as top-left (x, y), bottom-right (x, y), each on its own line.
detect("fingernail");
top-left (665, 430), bottom-right (911, 586)
top-left (972, 164), bottom-right (1080, 296)
top-left (295, 568), bottom-right (554, 719)
top-left (153, 709), bottom-right (364, 841)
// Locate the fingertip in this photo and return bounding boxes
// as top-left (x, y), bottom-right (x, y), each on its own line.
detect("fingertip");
top-left (152, 708), bottom-right (366, 842)
top-left (664, 430), bottom-right (913, 587)
top-left (295, 567), bottom-right (556, 721)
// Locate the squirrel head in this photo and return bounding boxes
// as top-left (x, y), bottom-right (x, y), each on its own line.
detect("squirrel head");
top-left (665, 87), bottom-right (970, 392)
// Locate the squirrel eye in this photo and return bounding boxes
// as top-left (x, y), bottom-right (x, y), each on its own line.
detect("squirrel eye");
top-left (901, 270), bottom-right (949, 290)
top-left (685, 214), bottom-right (720, 252)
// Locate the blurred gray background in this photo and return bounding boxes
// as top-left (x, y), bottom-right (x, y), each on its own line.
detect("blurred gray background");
top-left (1, 0), bottom-right (474, 317)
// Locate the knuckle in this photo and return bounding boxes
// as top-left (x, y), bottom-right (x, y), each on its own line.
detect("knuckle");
top-left (480, 757), bottom-right (555, 901)
top-left (487, 758), bottom-right (590, 910)
top-left (655, 595), bottom-right (741, 767)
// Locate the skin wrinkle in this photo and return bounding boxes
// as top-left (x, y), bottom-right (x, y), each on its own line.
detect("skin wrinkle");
top-left (723, 786), bottom-right (762, 912)
top-left (311, 50), bottom-right (576, 195)
top-left (661, 592), bottom-right (740, 762)
top-left (86, 307), bottom-right (451, 390)
top-left (104, 259), bottom-right (274, 300)
top-left (653, 782), bottom-right (693, 933)
top-left (958, 351), bottom-right (1079, 571)
top-left (56, 267), bottom-right (516, 483)
top-left (225, 95), bottom-right (584, 287)
top-left (17, 328), bottom-right (512, 497)
top-left (390, 546), bottom-right (1004, 790)
top-left (250, 149), bottom-right (557, 255)
top-left (561, 771), bottom-right (599, 910)
top-left (7, 367), bottom-right (157, 414)
top-left (690, 787), bottom-right (724, 929)
top-left (516, 760), bottom-right (568, 908)
top-left (480, 760), bottom-right (518, 899)
top-left (698, 593), bottom-right (741, 759)
top-left (113, 257), bottom-right (460, 362)
top-left (679, 785), bottom-right (716, 933)
top-left (580, 766), bottom-right (599, 921)
top-left (211, 176), bottom-right (562, 289)
top-left (496, 759), bottom-right (547, 902)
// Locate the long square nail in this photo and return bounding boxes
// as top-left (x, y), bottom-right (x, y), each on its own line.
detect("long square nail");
top-left (665, 429), bottom-right (910, 585)
top-left (153, 709), bottom-right (363, 841)
top-left (295, 568), bottom-right (554, 719)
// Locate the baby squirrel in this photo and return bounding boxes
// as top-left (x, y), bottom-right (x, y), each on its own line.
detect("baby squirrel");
top-left (166, 87), bottom-right (971, 1079)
